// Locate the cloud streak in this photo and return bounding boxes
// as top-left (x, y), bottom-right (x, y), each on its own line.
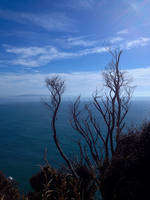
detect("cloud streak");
top-left (2, 36), bottom-right (150, 67)
top-left (4, 45), bottom-right (75, 67)
top-left (117, 29), bottom-right (129, 35)
top-left (67, 0), bottom-right (105, 10)
top-left (124, 37), bottom-right (150, 49)
top-left (66, 36), bottom-right (99, 47)
top-left (3, 45), bottom-right (108, 67)
top-left (109, 36), bottom-right (124, 44)
top-left (0, 9), bottom-right (74, 32)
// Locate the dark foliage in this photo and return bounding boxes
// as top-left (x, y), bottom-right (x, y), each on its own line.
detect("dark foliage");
top-left (0, 171), bottom-right (20, 200)
top-left (100, 122), bottom-right (150, 200)
top-left (27, 164), bottom-right (96, 200)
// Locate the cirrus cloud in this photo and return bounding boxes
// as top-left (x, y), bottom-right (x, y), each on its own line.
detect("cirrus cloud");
top-left (0, 9), bottom-right (75, 32)
top-left (3, 45), bottom-right (108, 67)
top-left (124, 37), bottom-right (150, 49)
top-left (2, 36), bottom-right (150, 67)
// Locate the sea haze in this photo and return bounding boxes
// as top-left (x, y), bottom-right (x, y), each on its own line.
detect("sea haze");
top-left (0, 97), bottom-right (150, 192)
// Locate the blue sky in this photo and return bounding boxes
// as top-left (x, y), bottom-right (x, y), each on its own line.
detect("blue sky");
top-left (0, 0), bottom-right (150, 98)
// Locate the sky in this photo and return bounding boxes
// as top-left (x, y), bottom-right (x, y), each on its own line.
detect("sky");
top-left (0, 0), bottom-right (150, 98)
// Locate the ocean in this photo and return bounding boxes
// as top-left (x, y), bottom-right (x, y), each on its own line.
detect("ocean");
top-left (0, 98), bottom-right (150, 194)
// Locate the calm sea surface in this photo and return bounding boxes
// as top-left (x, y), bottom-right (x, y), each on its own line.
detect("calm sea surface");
top-left (0, 99), bottom-right (150, 193)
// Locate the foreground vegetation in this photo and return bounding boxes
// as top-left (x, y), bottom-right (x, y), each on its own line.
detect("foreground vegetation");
top-left (1, 122), bottom-right (150, 199)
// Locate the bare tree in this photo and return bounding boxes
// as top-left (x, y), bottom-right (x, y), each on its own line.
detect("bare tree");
top-left (45, 76), bottom-right (78, 179)
top-left (45, 50), bottom-right (133, 198)
top-left (70, 49), bottom-right (133, 170)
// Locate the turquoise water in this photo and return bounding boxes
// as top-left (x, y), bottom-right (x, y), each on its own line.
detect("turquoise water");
top-left (0, 99), bottom-right (150, 193)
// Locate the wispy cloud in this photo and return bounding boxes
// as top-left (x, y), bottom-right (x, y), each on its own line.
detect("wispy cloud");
top-left (67, 0), bottom-right (105, 9)
top-left (3, 45), bottom-right (108, 67)
top-left (67, 37), bottom-right (98, 47)
top-left (65, 35), bottom-right (123, 48)
top-left (127, 1), bottom-right (141, 12)
top-left (0, 9), bottom-right (74, 32)
top-left (109, 36), bottom-right (124, 44)
top-left (4, 45), bottom-right (75, 67)
top-left (79, 46), bottom-right (107, 55)
top-left (124, 37), bottom-right (150, 49)
top-left (117, 29), bottom-right (129, 35)
top-left (3, 36), bottom-right (150, 67)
